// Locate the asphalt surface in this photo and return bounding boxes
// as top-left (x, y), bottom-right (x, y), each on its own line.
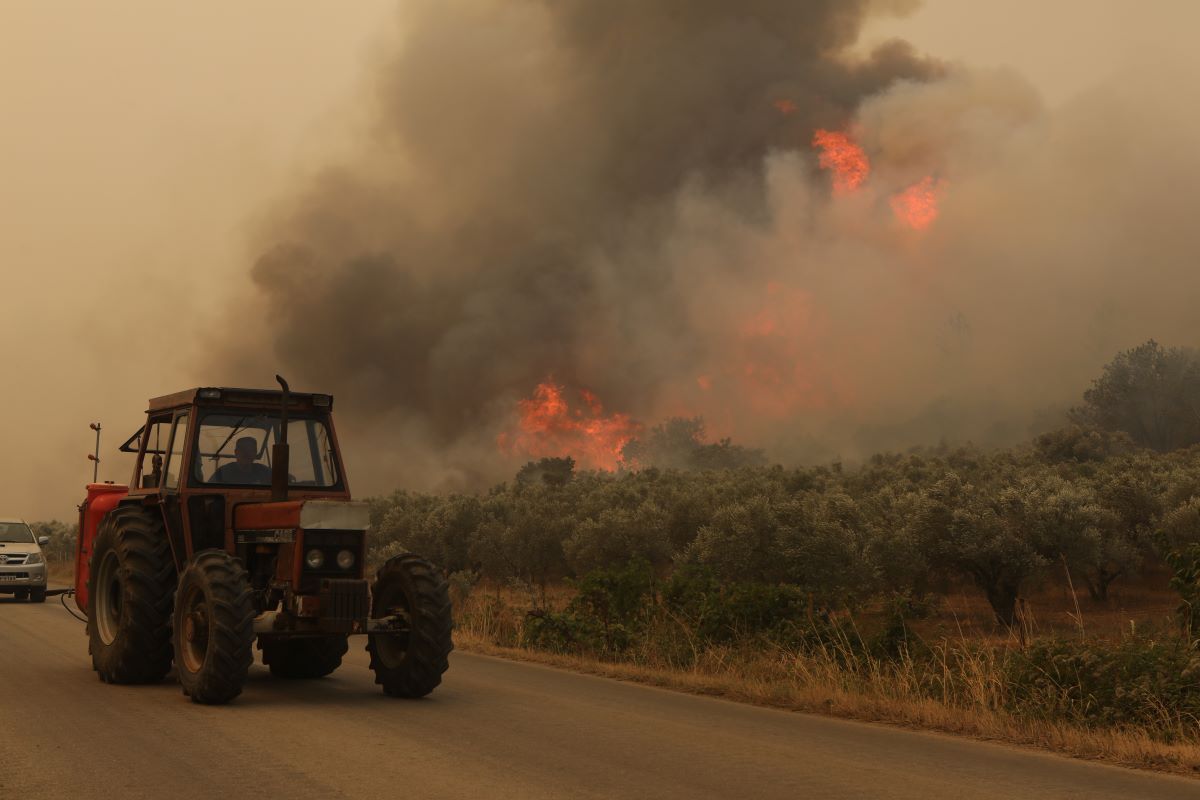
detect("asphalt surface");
top-left (2, 592), bottom-right (1197, 800)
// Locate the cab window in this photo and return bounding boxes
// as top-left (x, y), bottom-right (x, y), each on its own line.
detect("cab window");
top-left (163, 415), bottom-right (190, 491)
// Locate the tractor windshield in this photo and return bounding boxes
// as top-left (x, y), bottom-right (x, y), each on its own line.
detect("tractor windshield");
top-left (193, 413), bottom-right (340, 488)
top-left (0, 522), bottom-right (34, 543)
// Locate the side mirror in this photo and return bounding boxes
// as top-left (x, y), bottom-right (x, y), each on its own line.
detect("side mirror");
top-left (37, 536), bottom-right (50, 547)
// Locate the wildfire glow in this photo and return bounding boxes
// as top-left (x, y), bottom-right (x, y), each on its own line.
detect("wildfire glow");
top-left (731, 284), bottom-right (854, 417)
top-left (891, 176), bottom-right (946, 230)
top-left (812, 129), bottom-right (869, 194)
top-left (773, 99), bottom-right (799, 115)
top-left (498, 381), bottom-right (641, 470)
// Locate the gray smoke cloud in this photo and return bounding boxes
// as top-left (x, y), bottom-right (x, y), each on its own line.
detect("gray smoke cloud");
top-left (215, 0), bottom-right (1200, 492)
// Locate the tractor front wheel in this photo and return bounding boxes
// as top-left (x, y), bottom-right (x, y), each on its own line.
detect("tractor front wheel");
top-left (87, 506), bottom-right (176, 683)
top-left (173, 550), bottom-right (255, 705)
top-left (259, 635), bottom-right (348, 679)
top-left (366, 553), bottom-right (453, 698)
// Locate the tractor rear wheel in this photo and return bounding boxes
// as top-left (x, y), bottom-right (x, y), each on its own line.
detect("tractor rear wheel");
top-left (259, 635), bottom-right (348, 679)
top-left (87, 506), bottom-right (176, 684)
top-left (173, 550), bottom-right (255, 705)
top-left (30, 587), bottom-right (46, 603)
top-left (366, 553), bottom-right (453, 698)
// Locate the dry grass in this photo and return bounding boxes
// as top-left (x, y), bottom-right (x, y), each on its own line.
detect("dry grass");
top-left (452, 579), bottom-right (1200, 778)
top-left (910, 572), bottom-right (1180, 646)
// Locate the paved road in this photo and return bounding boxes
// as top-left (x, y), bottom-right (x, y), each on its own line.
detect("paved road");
top-left (1, 593), bottom-right (1196, 799)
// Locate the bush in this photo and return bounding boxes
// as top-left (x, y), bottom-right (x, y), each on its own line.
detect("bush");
top-left (1163, 542), bottom-right (1200, 636)
top-left (662, 566), bottom-right (813, 645)
top-left (522, 561), bottom-right (655, 654)
top-left (1005, 636), bottom-right (1200, 734)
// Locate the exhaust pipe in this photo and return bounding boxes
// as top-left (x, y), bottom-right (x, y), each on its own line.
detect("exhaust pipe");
top-left (272, 375), bottom-right (290, 502)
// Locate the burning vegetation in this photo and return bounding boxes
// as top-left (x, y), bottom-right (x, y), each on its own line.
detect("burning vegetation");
top-left (813, 126), bottom-right (946, 231)
top-left (890, 176), bottom-right (947, 231)
top-left (499, 382), bottom-right (640, 471)
top-left (812, 129), bottom-right (871, 195)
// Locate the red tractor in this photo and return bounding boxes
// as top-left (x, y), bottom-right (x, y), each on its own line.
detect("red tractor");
top-left (74, 379), bottom-right (452, 704)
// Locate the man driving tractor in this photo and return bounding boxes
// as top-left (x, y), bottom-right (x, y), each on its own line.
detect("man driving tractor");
top-left (211, 436), bottom-right (272, 484)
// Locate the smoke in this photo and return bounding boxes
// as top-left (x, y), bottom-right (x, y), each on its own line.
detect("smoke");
top-left (217, 0), bottom-right (1200, 491)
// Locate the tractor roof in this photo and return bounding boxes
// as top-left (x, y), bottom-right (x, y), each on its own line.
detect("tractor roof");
top-left (147, 387), bottom-right (334, 413)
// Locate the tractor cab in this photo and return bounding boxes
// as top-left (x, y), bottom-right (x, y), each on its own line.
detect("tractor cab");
top-left (79, 384), bottom-right (362, 611)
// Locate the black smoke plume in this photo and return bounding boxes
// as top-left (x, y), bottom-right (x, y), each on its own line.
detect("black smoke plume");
top-left (223, 0), bottom-right (941, 489)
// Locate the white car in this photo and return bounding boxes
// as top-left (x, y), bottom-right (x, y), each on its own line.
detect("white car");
top-left (0, 519), bottom-right (49, 602)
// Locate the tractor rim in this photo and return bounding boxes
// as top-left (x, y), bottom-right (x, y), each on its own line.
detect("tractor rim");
top-left (94, 550), bottom-right (122, 645)
top-left (179, 584), bottom-right (210, 674)
top-left (373, 585), bottom-right (412, 668)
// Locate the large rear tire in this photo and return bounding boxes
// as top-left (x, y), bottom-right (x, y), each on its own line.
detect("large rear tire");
top-left (173, 550), bottom-right (255, 705)
top-left (87, 506), bottom-right (176, 684)
top-left (366, 553), bottom-right (453, 698)
top-left (259, 635), bottom-right (348, 679)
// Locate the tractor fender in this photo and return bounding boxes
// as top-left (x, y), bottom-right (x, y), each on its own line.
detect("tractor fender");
top-left (74, 483), bottom-right (129, 613)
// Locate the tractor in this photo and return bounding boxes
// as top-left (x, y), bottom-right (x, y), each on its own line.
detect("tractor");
top-left (73, 378), bottom-right (452, 704)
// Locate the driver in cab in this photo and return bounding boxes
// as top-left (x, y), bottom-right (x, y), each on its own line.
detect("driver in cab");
top-left (212, 436), bottom-right (272, 485)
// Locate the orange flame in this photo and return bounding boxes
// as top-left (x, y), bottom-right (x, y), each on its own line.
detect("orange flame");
top-left (812, 129), bottom-right (869, 194)
top-left (499, 381), bottom-right (641, 470)
top-left (773, 99), bottom-right (799, 115)
top-left (891, 176), bottom-right (946, 230)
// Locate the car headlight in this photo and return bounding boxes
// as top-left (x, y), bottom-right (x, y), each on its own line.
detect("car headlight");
top-left (26, 552), bottom-right (43, 565)
top-left (336, 549), bottom-right (356, 569)
top-left (305, 549), bottom-right (325, 569)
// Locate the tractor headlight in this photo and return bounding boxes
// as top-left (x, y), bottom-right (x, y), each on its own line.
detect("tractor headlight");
top-left (26, 552), bottom-right (43, 565)
top-left (336, 549), bottom-right (356, 570)
top-left (305, 549), bottom-right (325, 569)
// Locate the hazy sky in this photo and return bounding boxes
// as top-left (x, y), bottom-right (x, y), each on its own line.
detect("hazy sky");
top-left (2, 1), bottom-right (1197, 520)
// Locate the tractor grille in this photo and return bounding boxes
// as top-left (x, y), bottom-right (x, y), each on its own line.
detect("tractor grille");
top-left (298, 530), bottom-right (365, 593)
top-left (318, 579), bottom-right (369, 632)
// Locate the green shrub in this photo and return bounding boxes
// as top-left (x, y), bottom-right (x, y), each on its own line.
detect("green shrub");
top-left (662, 566), bottom-right (813, 644)
top-left (1164, 542), bottom-right (1200, 636)
top-left (521, 561), bottom-right (656, 655)
top-left (1005, 636), bottom-right (1200, 734)
top-left (522, 609), bottom-right (605, 653)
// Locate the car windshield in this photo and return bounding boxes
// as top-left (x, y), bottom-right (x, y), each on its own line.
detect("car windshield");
top-left (193, 413), bottom-right (340, 488)
top-left (0, 522), bottom-right (34, 543)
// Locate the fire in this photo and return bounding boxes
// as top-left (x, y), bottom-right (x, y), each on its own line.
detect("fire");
top-left (891, 176), bottom-right (946, 230)
top-left (773, 99), bottom-right (799, 115)
top-left (731, 284), bottom-right (854, 417)
top-left (812, 129), bottom-right (869, 194)
top-left (499, 381), bottom-right (641, 470)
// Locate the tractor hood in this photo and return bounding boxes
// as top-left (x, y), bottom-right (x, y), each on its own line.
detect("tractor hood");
top-left (235, 499), bottom-right (371, 531)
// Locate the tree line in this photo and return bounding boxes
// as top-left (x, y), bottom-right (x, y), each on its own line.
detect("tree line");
top-left (366, 341), bottom-right (1200, 627)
